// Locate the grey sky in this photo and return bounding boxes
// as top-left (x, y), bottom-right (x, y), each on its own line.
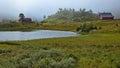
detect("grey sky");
top-left (0, 0), bottom-right (120, 21)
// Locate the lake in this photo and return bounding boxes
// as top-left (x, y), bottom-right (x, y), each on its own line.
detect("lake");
top-left (0, 30), bottom-right (78, 41)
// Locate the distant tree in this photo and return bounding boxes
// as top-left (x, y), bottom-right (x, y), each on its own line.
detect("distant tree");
top-left (88, 9), bottom-right (93, 14)
top-left (64, 8), bottom-right (67, 11)
top-left (19, 13), bottom-right (25, 22)
top-left (69, 8), bottom-right (72, 11)
top-left (79, 8), bottom-right (82, 12)
top-left (72, 9), bottom-right (75, 12)
top-left (43, 15), bottom-right (46, 19)
top-left (59, 8), bottom-right (63, 11)
top-left (82, 8), bottom-right (86, 12)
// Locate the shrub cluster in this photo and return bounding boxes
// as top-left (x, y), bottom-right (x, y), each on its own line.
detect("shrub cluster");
top-left (76, 23), bottom-right (97, 33)
top-left (8, 49), bottom-right (77, 68)
top-left (0, 49), bottom-right (12, 54)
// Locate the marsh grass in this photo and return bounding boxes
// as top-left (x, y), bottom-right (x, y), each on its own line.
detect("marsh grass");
top-left (0, 48), bottom-right (77, 68)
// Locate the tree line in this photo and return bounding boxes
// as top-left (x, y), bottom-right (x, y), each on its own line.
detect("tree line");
top-left (47, 8), bottom-right (99, 22)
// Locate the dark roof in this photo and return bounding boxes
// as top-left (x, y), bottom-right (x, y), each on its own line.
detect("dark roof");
top-left (23, 18), bottom-right (32, 21)
top-left (99, 13), bottom-right (114, 18)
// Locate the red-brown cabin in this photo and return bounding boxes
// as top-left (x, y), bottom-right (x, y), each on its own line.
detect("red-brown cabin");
top-left (99, 13), bottom-right (114, 20)
top-left (19, 18), bottom-right (32, 23)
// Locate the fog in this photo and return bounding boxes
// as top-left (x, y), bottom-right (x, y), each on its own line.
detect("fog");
top-left (0, 0), bottom-right (120, 21)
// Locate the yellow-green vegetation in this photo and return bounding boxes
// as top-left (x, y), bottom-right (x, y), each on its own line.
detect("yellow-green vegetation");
top-left (0, 22), bottom-right (80, 31)
top-left (92, 20), bottom-right (120, 33)
top-left (0, 20), bottom-right (120, 68)
top-left (0, 20), bottom-right (120, 32)
top-left (76, 20), bottom-right (120, 33)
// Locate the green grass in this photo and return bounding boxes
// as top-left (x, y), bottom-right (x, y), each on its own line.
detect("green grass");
top-left (0, 22), bottom-right (80, 31)
top-left (0, 20), bottom-right (120, 68)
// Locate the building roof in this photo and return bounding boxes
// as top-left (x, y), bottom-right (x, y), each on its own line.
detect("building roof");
top-left (99, 13), bottom-right (114, 18)
top-left (23, 18), bottom-right (32, 21)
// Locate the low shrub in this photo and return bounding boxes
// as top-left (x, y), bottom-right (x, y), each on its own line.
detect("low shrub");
top-left (0, 49), bottom-right (12, 54)
top-left (77, 23), bottom-right (97, 33)
top-left (10, 49), bottom-right (77, 68)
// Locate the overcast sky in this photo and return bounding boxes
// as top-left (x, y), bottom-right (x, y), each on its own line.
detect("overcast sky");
top-left (0, 0), bottom-right (120, 21)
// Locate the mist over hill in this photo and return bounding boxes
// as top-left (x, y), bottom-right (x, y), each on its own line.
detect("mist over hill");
top-left (0, 0), bottom-right (120, 21)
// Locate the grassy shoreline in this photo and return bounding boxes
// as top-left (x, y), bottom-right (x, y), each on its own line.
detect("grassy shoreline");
top-left (0, 22), bottom-right (80, 32)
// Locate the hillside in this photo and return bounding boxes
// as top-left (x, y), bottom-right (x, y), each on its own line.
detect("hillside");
top-left (46, 8), bottom-right (99, 23)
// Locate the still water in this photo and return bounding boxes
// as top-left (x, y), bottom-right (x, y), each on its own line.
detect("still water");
top-left (0, 30), bottom-right (78, 41)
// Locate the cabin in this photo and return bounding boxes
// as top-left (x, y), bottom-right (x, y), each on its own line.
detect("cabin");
top-left (99, 13), bottom-right (114, 20)
top-left (19, 18), bottom-right (32, 23)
